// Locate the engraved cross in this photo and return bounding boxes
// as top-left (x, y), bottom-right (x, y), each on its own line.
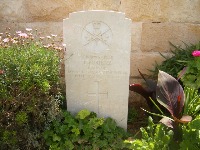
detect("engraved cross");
top-left (87, 81), bottom-right (108, 114)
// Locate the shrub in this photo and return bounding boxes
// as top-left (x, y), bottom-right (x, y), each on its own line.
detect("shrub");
top-left (180, 115), bottom-right (200, 150)
top-left (152, 42), bottom-right (199, 79)
top-left (128, 70), bottom-right (200, 150)
top-left (126, 116), bottom-right (200, 150)
top-left (43, 109), bottom-right (130, 150)
top-left (181, 55), bottom-right (200, 90)
top-left (183, 87), bottom-right (200, 117)
top-left (125, 116), bottom-right (173, 150)
top-left (0, 28), bottom-right (64, 149)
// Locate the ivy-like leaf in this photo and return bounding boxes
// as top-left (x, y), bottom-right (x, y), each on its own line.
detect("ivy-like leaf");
top-left (71, 127), bottom-right (80, 136)
top-left (156, 70), bottom-right (184, 118)
top-left (76, 109), bottom-right (90, 119)
top-left (189, 118), bottom-right (200, 129)
top-left (53, 134), bottom-right (61, 142)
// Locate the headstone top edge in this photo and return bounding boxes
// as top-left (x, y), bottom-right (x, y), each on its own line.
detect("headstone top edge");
top-left (63, 10), bottom-right (128, 21)
top-left (70, 10), bottom-right (125, 14)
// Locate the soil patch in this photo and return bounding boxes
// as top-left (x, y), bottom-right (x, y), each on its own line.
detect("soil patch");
top-left (127, 99), bottom-right (149, 136)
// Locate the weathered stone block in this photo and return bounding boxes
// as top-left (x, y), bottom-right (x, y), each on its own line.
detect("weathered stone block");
top-left (131, 22), bottom-right (142, 52)
top-left (0, 0), bottom-right (200, 23)
top-left (0, 0), bottom-right (25, 22)
top-left (141, 23), bottom-right (200, 52)
top-left (120, 0), bottom-right (200, 23)
top-left (130, 52), bottom-right (166, 77)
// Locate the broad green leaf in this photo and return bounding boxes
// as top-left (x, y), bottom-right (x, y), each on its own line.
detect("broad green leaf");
top-left (53, 135), bottom-right (61, 142)
top-left (76, 109), bottom-right (90, 119)
top-left (189, 118), bottom-right (200, 129)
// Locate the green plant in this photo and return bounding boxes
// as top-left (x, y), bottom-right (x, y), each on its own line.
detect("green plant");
top-left (128, 107), bottom-right (138, 123)
top-left (180, 115), bottom-right (200, 150)
top-left (0, 28), bottom-right (64, 149)
top-left (180, 87), bottom-right (200, 150)
top-left (183, 87), bottom-right (200, 117)
top-left (125, 116), bottom-right (173, 150)
top-left (181, 56), bottom-right (200, 90)
top-left (127, 116), bottom-right (200, 150)
top-left (129, 69), bottom-right (157, 110)
top-left (43, 109), bottom-right (129, 150)
top-left (152, 42), bottom-right (200, 79)
top-left (153, 70), bottom-right (192, 144)
top-left (128, 70), bottom-right (200, 150)
top-left (156, 70), bottom-right (192, 125)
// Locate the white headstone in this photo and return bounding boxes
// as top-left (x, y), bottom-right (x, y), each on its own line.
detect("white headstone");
top-left (63, 10), bottom-right (131, 129)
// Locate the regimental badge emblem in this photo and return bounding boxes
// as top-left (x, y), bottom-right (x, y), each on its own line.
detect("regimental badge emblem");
top-left (82, 21), bottom-right (112, 53)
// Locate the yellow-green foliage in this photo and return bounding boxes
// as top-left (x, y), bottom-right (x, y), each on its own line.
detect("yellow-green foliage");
top-left (43, 110), bottom-right (129, 150)
top-left (0, 29), bottom-right (63, 149)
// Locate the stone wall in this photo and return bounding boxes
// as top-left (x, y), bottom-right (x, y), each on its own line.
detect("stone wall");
top-left (0, 0), bottom-right (200, 103)
top-left (1, 0), bottom-right (200, 23)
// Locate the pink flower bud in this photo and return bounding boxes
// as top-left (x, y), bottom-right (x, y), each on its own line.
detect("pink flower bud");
top-left (192, 50), bottom-right (200, 57)
top-left (0, 70), bottom-right (4, 75)
top-left (18, 33), bottom-right (28, 38)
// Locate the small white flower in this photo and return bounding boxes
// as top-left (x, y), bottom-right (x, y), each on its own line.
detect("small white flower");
top-left (51, 34), bottom-right (57, 37)
top-left (16, 31), bottom-right (22, 34)
top-left (44, 44), bottom-right (52, 48)
top-left (62, 44), bottom-right (66, 47)
top-left (26, 28), bottom-right (32, 32)
top-left (3, 38), bottom-right (9, 43)
top-left (46, 36), bottom-right (51, 39)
